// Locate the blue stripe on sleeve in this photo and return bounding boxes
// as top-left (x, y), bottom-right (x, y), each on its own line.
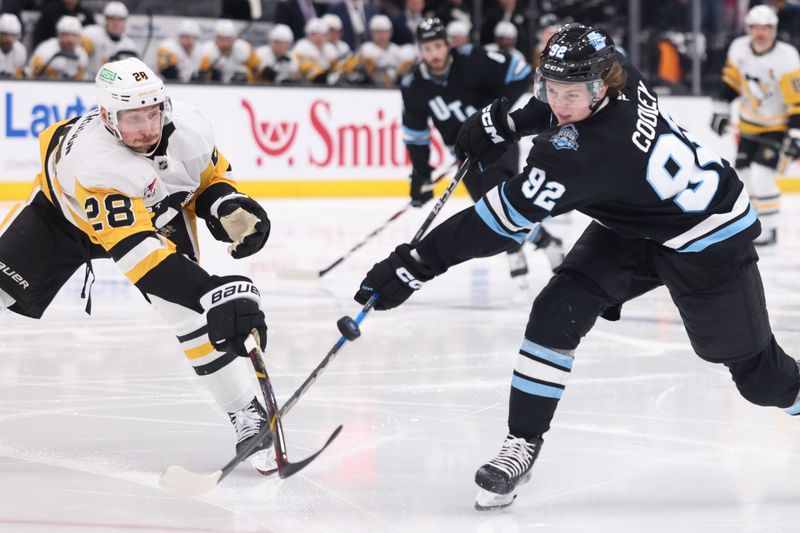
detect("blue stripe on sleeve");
top-left (679, 205), bottom-right (757, 253)
top-left (500, 183), bottom-right (536, 227)
top-left (505, 57), bottom-right (532, 84)
top-left (475, 199), bottom-right (527, 243)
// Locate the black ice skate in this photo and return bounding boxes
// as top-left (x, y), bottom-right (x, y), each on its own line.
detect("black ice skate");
top-left (474, 434), bottom-right (543, 511)
top-left (530, 227), bottom-right (565, 272)
top-left (753, 228), bottom-right (777, 247)
top-left (506, 248), bottom-right (529, 290)
top-left (228, 397), bottom-right (276, 471)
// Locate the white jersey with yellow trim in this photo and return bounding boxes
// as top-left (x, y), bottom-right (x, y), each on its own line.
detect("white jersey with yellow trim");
top-left (292, 38), bottom-right (338, 81)
top-left (358, 41), bottom-right (415, 87)
top-left (156, 38), bottom-right (203, 82)
top-left (41, 100), bottom-right (234, 273)
top-left (198, 39), bottom-right (258, 83)
top-left (81, 25), bottom-right (138, 79)
top-left (253, 45), bottom-right (300, 83)
top-left (27, 38), bottom-right (88, 80)
top-left (0, 40), bottom-right (26, 79)
top-left (723, 36), bottom-right (800, 134)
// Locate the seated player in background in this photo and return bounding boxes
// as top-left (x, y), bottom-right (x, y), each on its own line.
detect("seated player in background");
top-left (156, 19), bottom-right (203, 83)
top-left (197, 19), bottom-right (259, 83)
top-left (254, 23), bottom-right (300, 84)
top-left (356, 23), bottom-right (800, 511)
top-left (0, 13), bottom-right (26, 79)
top-left (81, 1), bottom-right (138, 79)
top-left (28, 15), bottom-right (88, 80)
top-left (0, 58), bottom-right (273, 467)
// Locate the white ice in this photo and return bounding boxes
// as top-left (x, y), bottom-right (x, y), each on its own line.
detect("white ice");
top-left (1, 195), bottom-right (800, 533)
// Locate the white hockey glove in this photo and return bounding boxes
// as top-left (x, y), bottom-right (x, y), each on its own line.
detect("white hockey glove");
top-left (205, 194), bottom-right (271, 259)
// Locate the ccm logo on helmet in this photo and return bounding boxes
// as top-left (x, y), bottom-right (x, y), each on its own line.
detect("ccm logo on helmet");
top-left (210, 283), bottom-right (260, 304)
top-left (481, 104), bottom-right (504, 144)
top-left (396, 267), bottom-right (424, 289)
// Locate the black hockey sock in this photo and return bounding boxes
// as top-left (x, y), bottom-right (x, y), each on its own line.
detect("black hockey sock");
top-left (507, 338), bottom-right (573, 439)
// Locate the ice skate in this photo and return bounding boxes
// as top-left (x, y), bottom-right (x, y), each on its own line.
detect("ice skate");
top-left (753, 228), bottom-right (777, 247)
top-left (474, 434), bottom-right (543, 511)
top-left (228, 397), bottom-right (276, 471)
top-left (529, 227), bottom-right (565, 272)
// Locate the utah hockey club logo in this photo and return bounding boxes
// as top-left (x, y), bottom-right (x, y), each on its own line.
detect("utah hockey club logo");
top-left (550, 124), bottom-right (580, 151)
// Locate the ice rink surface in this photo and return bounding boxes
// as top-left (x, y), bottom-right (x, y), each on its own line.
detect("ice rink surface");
top-left (1, 194), bottom-right (800, 533)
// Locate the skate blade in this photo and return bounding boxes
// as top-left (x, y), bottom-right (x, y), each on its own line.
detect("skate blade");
top-left (246, 448), bottom-right (277, 472)
top-left (474, 488), bottom-right (517, 511)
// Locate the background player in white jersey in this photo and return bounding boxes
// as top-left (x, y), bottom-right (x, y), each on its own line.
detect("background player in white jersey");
top-left (446, 20), bottom-right (470, 48)
top-left (198, 19), bottom-right (258, 83)
top-left (710, 5), bottom-right (800, 246)
top-left (156, 19), bottom-right (203, 83)
top-left (28, 15), bottom-right (88, 80)
top-left (0, 13), bottom-right (26, 79)
top-left (81, 1), bottom-right (138, 79)
top-left (254, 23), bottom-right (300, 84)
top-left (356, 23), bottom-right (800, 511)
top-left (485, 21), bottom-right (526, 64)
top-left (358, 15), bottom-right (414, 88)
top-left (292, 18), bottom-right (339, 84)
top-left (322, 13), bottom-right (352, 64)
top-left (0, 58), bottom-right (273, 466)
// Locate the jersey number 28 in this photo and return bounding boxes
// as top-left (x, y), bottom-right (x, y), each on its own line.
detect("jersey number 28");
top-left (84, 194), bottom-right (136, 231)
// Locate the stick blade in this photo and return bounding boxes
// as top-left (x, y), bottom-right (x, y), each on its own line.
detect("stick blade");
top-left (275, 268), bottom-right (321, 281)
top-left (159, 465), bottom-right (223, 497)
top-left (277, 424), bottom-right (343, 479)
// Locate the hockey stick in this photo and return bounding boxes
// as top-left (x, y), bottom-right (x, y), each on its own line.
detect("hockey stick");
top-left (263, 158), bottom-right (474, 421)
top-left (159, 334), bottom-right (342, 496)
top-left (277, 160), bottom-right (459, 280)
top-left (739, 133), bottom-right (800, 159)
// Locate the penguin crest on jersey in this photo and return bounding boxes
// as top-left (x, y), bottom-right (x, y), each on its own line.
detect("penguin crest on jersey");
top-left (550, 124), bottom-right (580, 151)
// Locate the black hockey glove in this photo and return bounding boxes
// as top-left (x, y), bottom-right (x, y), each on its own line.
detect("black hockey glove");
top-left (454, 98), bottom-right (519, 167)
top-left (199, 275), bottom-right (267, 357)
top-left (354, 244), bottom-right (437, 310)
top-left (205, 194), bottom-right (271, 259)
top-left (410, 167), bottom-right (434, 207)
top-left (784, 128), bottom-right (800, 159)
top-left (710, 100), bottom-right (730, 136)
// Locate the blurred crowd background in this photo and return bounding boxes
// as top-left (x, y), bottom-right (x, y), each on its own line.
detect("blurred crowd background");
top-left (0, 0), bottom-right (798, 94)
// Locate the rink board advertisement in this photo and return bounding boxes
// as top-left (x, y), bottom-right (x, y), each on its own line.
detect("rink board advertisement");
top-left (0, 80), bottom-right (798, 200)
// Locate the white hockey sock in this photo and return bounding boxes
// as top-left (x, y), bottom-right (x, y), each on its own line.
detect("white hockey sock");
top-left (748, 163), bottom-right (780, 234)
top-left (198, 357), bottom-right (256, 413)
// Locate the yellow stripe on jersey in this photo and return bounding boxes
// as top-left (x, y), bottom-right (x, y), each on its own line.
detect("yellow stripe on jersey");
top-left (722, 61), bottom-right (742, 93)
top-left (0, 203), bottom-right (21, 233)
top-left (184, 341), bottom-right (216, 360)
top-left (779, 69), bottom-right (800, 107)
top-left (125, 247), bottom-right (173, 284)
top-left (73, 182), bottom-right (155, 249)
top-left (739, 120), bottom-right (788, 135)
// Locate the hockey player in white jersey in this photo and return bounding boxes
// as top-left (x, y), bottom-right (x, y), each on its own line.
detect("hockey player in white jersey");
top-left (292, 17), bottom-right (339, 84)
top-left (710, 5), bottom-right (800, 246)
top-left (322, 14), bottom-right (352, 64)
top-left (81, 1), bottom-right (138, 79)
top-left (358, 15), bottom-right (415, 87)
top-left (198, 19), bottom-right (259, 83)
top-left (485, 21), bottom-right (526, 64)
top-left (254, 23), bottom-right (300, 84)
top-left (0, 13), bottom-right (25, 79)
top-left (446, 19), bottom-right (470, 48)
top-left (0, 58), bottom-right (274, 467)
top-left (156, 19), bottom-right (203, 82)
top-left (28, 15), bottom-right (88, 80)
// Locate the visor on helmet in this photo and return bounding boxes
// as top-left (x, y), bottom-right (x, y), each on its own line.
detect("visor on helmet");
top-left (534, 68), bottom-right (605, 108)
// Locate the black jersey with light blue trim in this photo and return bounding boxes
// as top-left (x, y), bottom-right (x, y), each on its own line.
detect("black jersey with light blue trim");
top-left (401, 44), bottom-right (532, 149)
top-left (414, 63), bottom-right (760, 275)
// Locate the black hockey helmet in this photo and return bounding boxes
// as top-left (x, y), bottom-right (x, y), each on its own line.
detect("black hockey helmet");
top-left (417, 17), bottom-right (447, 43)
top-left (539, 23), bottom-right (616, 83)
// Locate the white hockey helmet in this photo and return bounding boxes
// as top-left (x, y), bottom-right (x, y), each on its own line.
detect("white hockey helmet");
top-left (0, 13), bottom-right (21, 35)
top-left (178, 19), bottom-right (201, 38)
top-left (304, 18), bottom-right (328, 36)
top-left (369, 15), bottom-right (392, 33)
top-left (269, 23), bottom-right (294, 44)
top-left (215, 19), bottom-right (237, 37)
top-left (56, 15), bottom-right (83, 35)
top-left (96, 58), bottom-right (170, 147)
top-left (104, 1), bottom-right (129, 19)
top-left (745, 5), bottom-right (778, 27)
top-left (446, 20), bottom-right (470, 38)
top-left (494, 20), bottom-right (517, 40)
top-left (322, 14), bottom-right (342, 31)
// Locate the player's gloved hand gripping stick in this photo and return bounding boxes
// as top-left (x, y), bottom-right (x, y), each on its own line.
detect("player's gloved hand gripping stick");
top-left (276, 160), bottom-right (459, 280)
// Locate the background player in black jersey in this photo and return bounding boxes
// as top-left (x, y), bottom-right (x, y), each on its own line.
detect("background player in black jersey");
top-left (401, 17), bottom-right (564, 281)
top-left (355, 24), bottom-right (800, 510)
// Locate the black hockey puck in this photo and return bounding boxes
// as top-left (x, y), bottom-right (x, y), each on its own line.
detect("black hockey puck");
top-left (337, 316), bottom-right (361, 340)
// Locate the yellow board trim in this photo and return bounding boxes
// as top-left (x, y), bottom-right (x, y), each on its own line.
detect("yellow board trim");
top-left (3, 178), bottom-right (800, 200)
top-left (184, 341), bottom-right (216, 360)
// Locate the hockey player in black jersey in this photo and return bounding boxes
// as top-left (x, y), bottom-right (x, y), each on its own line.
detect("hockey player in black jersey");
top-left (355, 24), bottom-right (800, 510)
top-left (401, 17), bottom-right (564, 279)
